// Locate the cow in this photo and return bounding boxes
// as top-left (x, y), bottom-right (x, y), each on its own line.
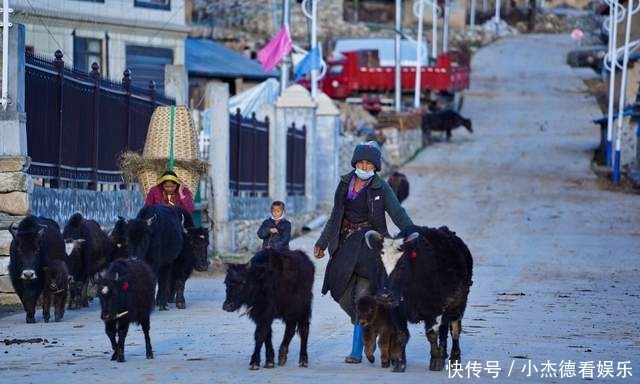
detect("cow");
top-left (97, 258), bottom-right (156, 362)
top-left (9, 216), bottom-right (66, 323)
top-left (42, 258), bottom-right (69, 323)
top-left (387, 172), bottom-right (409, 204)
top-left (168, 206), bottom-right (209, 309)
top-left (365, 225), bottom-right (473, 371)
top-left (63, 213), bottom-right (111, 309)
top-left (109, 216), bottom-right (129, 261)
top-left (127, 204), bottom-right (183, 310)
top-left (356, 295), bottom-right (409, 372)
top-left (223, 249), bottom-right (314, 370)
top-left (421, 109), bottom-right (473, 144)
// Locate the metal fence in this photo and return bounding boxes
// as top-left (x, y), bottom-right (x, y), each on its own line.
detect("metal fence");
top-left (286, 123), bottom-right (306, 196)
top-left (229, 109), bottom-right (269, 196)
top-left (25, 50), bottom-right (174, 190)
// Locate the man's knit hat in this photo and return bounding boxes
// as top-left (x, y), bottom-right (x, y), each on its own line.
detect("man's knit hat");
top-left (351, 141), bottom-right (381, 171)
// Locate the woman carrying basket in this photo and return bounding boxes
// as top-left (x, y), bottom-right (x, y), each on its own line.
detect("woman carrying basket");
top-left (145, 170), bottom-right (195, 214)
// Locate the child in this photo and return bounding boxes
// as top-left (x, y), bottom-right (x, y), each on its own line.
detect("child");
top-left (256, 201), bottom-right (291, 251)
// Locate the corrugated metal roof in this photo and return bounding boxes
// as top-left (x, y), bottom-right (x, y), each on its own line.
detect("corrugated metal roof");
top-left (186, 38), bottom-right (279, 80)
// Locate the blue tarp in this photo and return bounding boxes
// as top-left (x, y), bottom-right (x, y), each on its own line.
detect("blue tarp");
top-left (186, 38), bottom-right (279, 80)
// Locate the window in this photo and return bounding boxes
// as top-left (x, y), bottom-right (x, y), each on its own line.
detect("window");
top-left (134, 0), bottom-right (170, 10)
top-left (125, 45), bottom-right (173, 93)
top-left (73, 37), bottom-right (102, 73)
top-left (74, 0), bottom-right (105, 3)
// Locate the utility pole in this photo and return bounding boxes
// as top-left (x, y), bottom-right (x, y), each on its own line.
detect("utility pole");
top-left (414, 0), bottom-right (425, 109)
top-left (443, 0), bottom-right (450, 52)
top-left (1, 0), bottom-right (13, 110)
top-left (395, 0), bottom-right (402, 112)
top-left (495, 0), bottom-right (501, 34)
top-left (614, 0), bottom-right (635, 183)
top-left (310, 0), bottom-right (318, 100)
top-left (470, 0), bottom-right (476, 36)
top-left (280, 0), bottom-right (291, 95)
top-left (432, 0), bottom-right (438, 60)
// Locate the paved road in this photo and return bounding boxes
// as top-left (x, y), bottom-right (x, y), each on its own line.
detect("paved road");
top-left (1, 35), bottom-right (638, 383)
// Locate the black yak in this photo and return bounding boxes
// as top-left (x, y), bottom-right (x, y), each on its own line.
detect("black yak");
top-left (421, 110), bottom-right (473, 143)
top-left (109, 216), bottom-right (129, 260)
top-left (97, 258), bottom-right (156, 362)
top-left (42, 258), bottom-right (69, 323)
top-left (128, 205), bottom-right (183, 310)
top-left (387, 172), bottom-right (409, 204)
top-left (365, 226), bottom-right (473, 371)
top-left (9, 216), bottom-right (66, 323)
top-left (63, 212), bottom-right (111, 309)
top-left (223, 249), bottom-right (314, 370)
top-left (169, 206), bottom-right (209, 309)
top-left (356, 295), bottom-right (409, 372)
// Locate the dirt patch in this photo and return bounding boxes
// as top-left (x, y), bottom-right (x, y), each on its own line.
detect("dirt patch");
top-left (3, 338), bottom-right (48, 346)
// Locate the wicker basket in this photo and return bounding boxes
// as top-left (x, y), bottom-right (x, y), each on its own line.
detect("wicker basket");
top-left (139, 106), bottom-right (201, 196)
top-left (143, 106), bottom-right (199, 161)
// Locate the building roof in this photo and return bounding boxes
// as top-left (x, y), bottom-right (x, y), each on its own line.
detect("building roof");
top-left (186, 38), bottom-right (278, 80)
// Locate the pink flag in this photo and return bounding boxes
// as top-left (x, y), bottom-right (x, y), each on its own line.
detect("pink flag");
top-left (257, 26), bottom-right (292, 72)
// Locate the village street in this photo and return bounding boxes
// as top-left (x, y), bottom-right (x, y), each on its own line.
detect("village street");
top-left (1, 34), bottom-right (639, 383)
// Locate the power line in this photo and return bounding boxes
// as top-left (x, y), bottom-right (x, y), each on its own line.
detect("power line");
top-left (23, 0), bottom-right (69, 64)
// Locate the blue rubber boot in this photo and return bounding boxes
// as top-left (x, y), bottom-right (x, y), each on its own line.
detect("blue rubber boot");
top-left (345, 324), bottom-right (364, 363)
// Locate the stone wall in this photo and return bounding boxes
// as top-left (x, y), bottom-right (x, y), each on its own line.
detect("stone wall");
top-left (339, 127), bottom-right (423, 177)
top-left (0, 157), bottom-right (30, 303)
top-left (231, 210), bottom-right (318, 256)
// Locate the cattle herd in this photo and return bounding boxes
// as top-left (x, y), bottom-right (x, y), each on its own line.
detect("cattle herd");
top-left (8, 200), bottom-right (474, 374)
top-left (8, 204), bottom-right (209, 362)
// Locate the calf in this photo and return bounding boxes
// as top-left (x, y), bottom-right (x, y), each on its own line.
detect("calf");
top-left (97, 258), bottom-right (156, 362)
top-left (387, 172), bottom-right (409, 204)
top-left (421, 109), bottom-right (473, 143)
top-left (128, 205), bottom-right (183, 310)
top-left (169, 206), bottom-right (209, 309)
top-left (223, 249), bottom-right (314, 370)
top-left (366, 226), bottom-right (473, 371)
top-left (9, 216), bottom-right (66, 323)
top-left (63, 213), bottom-right (111, 309)
top-left (356, 295), bottom-right (409, 372)
top-left (42, 259), bottom-right (69, 323)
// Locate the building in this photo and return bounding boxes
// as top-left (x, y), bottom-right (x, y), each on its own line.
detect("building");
top-left (186, 38), bottom-right (278, 109)
top-left (12, 0), bottom-right (189, 92)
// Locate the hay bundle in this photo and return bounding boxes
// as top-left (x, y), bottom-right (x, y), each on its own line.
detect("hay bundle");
top-left (119, 106), bottom-right (208, 196)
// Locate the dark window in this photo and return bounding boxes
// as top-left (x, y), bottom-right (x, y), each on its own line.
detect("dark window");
top-left (73, 37), bottom-right (102, 73)
top-left (73, 0), bottom-right (105, 3)
top-left (134, 0), bottom-right (170, 10)
top-left (125, 45), bottom-right (173, 93)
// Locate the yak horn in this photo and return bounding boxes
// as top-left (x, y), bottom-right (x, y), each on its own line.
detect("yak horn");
top-left (116, 311), bottom-right (129, 319)
top-left (364, 230), bottom-right (383, 250)
top-left (404, 232), bottom-right (420, 243)
top-left (239, 306), bottom-right (253, 318)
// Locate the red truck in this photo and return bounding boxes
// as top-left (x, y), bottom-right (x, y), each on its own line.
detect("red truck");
top-left (318, 50), bottom-right (470, 100)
